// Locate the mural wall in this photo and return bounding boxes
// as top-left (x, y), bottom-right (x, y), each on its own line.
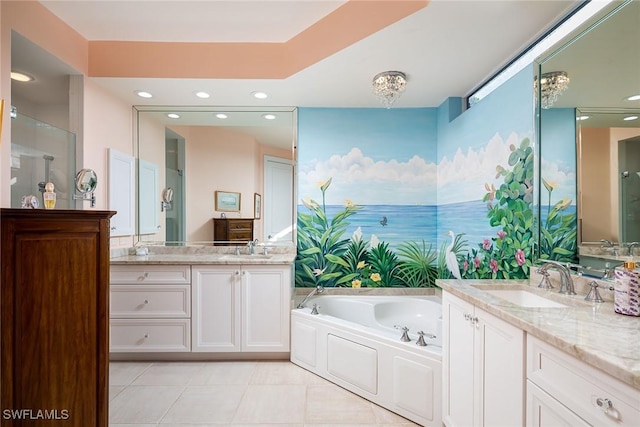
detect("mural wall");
top-left (295, 66), bottom-right (578, 288)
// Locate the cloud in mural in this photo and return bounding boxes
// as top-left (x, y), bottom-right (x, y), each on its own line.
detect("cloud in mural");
top-left (437, 132), bottom-right (519, 205)
top-left (299, 147), bottom-right (436, 205)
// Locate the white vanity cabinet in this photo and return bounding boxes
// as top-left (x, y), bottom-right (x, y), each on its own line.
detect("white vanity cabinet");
top-left (442, 291), bottom-right (525, 427)
top-left (526, 335), bottom-right (640, 427)
top-left (110, 265), bottom-right (191, 352)
top-left (191, 264), bottom-right (291, 353)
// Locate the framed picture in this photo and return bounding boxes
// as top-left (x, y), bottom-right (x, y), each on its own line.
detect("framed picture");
top-left (254, 193), bottom-right (262, 219)
top-left (215, 190), bottom-right (241, 212)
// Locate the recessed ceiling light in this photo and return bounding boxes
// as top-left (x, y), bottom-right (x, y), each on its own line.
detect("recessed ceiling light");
top-left (576, 115), bottom-right (589, 121)
top-left (215, 113), bottom-right (228, 119)
top-left (625, 94), bottom-right (640, 101)
top-left (195, 91), bottom-right (210, 99)
top-left (11, 71), bottom-right (34, 82)
top-left (623, 115), bottom-right (638, 121)
top-left (252, 91), bottom-right (268, 99)
top-left (136, 91), bottom-right (153, 98)
top-left (167, 113), bottom-right (180, 119)
top-left (262, 114), bottom-right (276, 120)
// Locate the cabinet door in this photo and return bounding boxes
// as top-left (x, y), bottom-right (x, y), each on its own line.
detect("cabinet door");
top-left (527, 381), bottom-right (591, 427)
top-left (242, 265), bottom-right (291, 352)
top-left (191, 266), bottom-right (241, 352)
top-left (108, 148), bottom-right (135, 236)
top-left (477, 306), bottom-right (525, 427)
top-left (442, 292), bottom-right (475, 427)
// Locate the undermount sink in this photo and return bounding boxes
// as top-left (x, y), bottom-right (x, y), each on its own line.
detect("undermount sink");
top-left (482, 289), bottom-right (567, 308)
top-left (221, 254), bottom-right (272, 260)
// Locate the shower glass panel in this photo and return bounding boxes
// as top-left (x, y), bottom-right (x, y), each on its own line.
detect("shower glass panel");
top-left (10, 112), bottom-right (76, 209)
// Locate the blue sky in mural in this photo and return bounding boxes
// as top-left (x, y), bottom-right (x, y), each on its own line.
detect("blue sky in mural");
top-left (540, 108), bottom-right (577, 205)
top-left (298, 108), bottom-right (437, 206)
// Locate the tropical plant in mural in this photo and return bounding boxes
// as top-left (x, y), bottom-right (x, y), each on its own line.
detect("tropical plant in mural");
top-left (295, 179), bottom-right (439, 288)
top-left (538, 178), bottom-right (577, 262)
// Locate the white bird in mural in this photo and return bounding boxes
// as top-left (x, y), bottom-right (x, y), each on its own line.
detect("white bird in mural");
top-left (445, 231), bottom-right (462, 280)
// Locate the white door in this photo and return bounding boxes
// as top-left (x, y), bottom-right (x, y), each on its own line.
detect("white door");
top-left (477, 307), bottom-right (525, 427)
top-left (108, 148), bottom-right (135, 236)
top-left (191, 266), bottom-right (241, 352)
top-left (443, 292), bottom-right (475, 427)
top-left (241, 265), bottom-right (291, 352)
top-left (264, 156), bottom-right (293, 242)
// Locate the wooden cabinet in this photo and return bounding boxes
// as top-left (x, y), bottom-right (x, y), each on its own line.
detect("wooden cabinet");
top-left (1, 208), bottom-right (114, 427)
top-left (526, 335), bottom-right (640, 427)
top-left (213, 218), bottom-right (254, 243)
top-left (192, 264), bottom-right (291, 353)
top-left (110, 265), bottom-right (191, 352)
top-left (442, 291), bottom-right (525, 427)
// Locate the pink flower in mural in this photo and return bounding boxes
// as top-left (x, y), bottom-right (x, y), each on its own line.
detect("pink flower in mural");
top-left (473, 257), bottom-right (481, 268)
top-left (489, 258), bottom-right (499, 273)
top-left (497, 230), bottom-right (506, 239)
top-left (463, 260), bottom-right (469, 272)
top-left (483, 239), bottom-right (491, 250)
top-left (516, 249), bottom-right (526, 266)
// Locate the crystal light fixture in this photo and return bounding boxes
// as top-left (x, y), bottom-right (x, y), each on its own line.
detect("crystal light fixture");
top-left (372, 71), bottom-right (407, 108)
top-left (536, 71), bottom-right (570, 109)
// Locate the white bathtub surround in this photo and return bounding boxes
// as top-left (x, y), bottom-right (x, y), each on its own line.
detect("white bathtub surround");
top-left (291, 295), bottom-right (442, 427)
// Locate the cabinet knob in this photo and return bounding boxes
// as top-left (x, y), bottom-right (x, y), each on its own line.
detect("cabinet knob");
top-left (143, 333), bottom-right (149, 339)
top-left (138, 272), bottom-right (149, 281)
top-left (596, 397), bottom-right (613, 411)
top-left (111, 226), bottom-right (117, 231)
top-left (143, 299), bottom-right (149, 305)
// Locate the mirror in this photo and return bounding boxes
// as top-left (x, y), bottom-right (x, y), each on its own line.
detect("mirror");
top-left (75, 168), bottom-right (97, 193)
top-left (536, 0), bottom-right (640, 265)
top-left (135, 106), bottom-right (296, 245)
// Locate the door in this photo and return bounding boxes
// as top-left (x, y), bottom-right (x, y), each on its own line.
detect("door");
top-left (191, 266), bottom-right (241, 352)
top-left (477, 307), bottom-right (525, 426)
top-left (443, 292), bottom-right (475, 427)
top-left (264, 156), bottom-right (293, 242)
top-left (619, 136), bottom-right (640, 242)
top-left (242, 265), bottom-right (291, 352)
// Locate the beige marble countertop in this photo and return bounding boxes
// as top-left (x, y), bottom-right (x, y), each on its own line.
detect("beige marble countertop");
top-left (437, 279), bottom-right (640, 390)
top-left (110, 253), bottom-right (296, 265)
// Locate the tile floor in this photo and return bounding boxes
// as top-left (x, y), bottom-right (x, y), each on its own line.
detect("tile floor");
top-left (109, 361), bottom-right (420, 426)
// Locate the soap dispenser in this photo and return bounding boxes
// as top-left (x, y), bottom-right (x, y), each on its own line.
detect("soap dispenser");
top-left (43, 182), bottom-right (56, 209)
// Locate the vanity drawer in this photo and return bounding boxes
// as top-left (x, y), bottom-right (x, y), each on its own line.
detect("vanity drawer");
top-left (111, 265), bottom-right (191, 284)
top-left (228, 231), bottom-right (253, 240)
top-left (110, 319), bottom-right (191, 352)
top-left (527, 336), bottom-right (640, 427)
top-left (111, 285), bottom-right (190, 318)
top-left (229, 220), bottom-right (253, 231)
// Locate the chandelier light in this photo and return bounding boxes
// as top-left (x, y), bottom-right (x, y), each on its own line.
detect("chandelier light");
top-left (537, 71), bottom-right (570, 109)
top-left (372, 71), bottom-right (407, 108)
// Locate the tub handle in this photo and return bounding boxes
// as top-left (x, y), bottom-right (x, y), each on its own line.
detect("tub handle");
top-left (416, 331), bottom-right (428, 346)
top-left (394, 325), bottom-right (411, 342)
top-left (310, 303), bottom-right (320, 315)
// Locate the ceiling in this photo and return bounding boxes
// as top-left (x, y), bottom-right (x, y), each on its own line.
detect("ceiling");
top-left (14, 0), bottom-right (582, 109)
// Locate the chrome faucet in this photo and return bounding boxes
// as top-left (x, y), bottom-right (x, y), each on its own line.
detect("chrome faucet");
top-left (627, 242), bottom-right (640, 256)
top-left (600, 239), bottom-right (619, 256)
top-left (297, 285), bottom-right (325, 309)
top-left (536, 260), bottom-right (576, 295)
top-left (247, 239), bottom-right (259, 255)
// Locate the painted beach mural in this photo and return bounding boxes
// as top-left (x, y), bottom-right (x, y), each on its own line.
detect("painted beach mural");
top-left (295, 75), bottom-right (577, 288)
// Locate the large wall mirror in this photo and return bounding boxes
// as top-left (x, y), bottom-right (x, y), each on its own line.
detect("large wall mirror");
top-left (135, 106), bottom-right (297, 246)
top-left (536, 0), bottom-right (640, 265)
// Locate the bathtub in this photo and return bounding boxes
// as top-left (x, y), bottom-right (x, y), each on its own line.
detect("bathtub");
top-left (291, 295), bottom-right (442, 427)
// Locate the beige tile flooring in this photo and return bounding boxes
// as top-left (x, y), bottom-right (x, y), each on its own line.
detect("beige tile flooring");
top-left (109, 361), bottom-right (420, 426)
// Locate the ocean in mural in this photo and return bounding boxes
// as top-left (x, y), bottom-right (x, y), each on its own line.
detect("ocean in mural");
top-left (299, 200), bottom-right (502, 249)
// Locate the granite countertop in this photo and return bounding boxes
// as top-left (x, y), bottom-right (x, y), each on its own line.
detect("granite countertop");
top-left (110, 253), bottom-right (296, 265)
top-left (437, 278), bottom-right (640, 391)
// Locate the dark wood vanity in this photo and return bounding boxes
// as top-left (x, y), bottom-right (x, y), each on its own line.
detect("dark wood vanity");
top-left (1, 208), bottom-right (114, 427)
top-left (212, 218), bottom-right (254, 244)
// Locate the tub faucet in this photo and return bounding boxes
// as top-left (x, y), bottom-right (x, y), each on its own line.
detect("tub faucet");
top-left (536, 260), bottom-right (576, 295)
top-left (394, 325), bottom-right (411, 342)
top-left (297, 285), bottom-right (325, 309)
top-left (627, 241), bottom-right (640, 256)
top-left (416, 331), bottom-right (436, 347)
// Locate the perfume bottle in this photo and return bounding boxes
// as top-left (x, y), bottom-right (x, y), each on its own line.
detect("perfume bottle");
top-left (43, 182), bottom-right (56, 209)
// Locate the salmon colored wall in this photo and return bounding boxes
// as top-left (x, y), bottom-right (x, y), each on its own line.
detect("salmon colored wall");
top-left (580, 127), bottom-right (612, 242)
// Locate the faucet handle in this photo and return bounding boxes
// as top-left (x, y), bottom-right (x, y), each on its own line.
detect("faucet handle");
top-left (585, 281), bottom-right (605, 303)
top-left (537, 270), bottom-right (554, 290)
top-left (394, 325), bottom-right (411, 342)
